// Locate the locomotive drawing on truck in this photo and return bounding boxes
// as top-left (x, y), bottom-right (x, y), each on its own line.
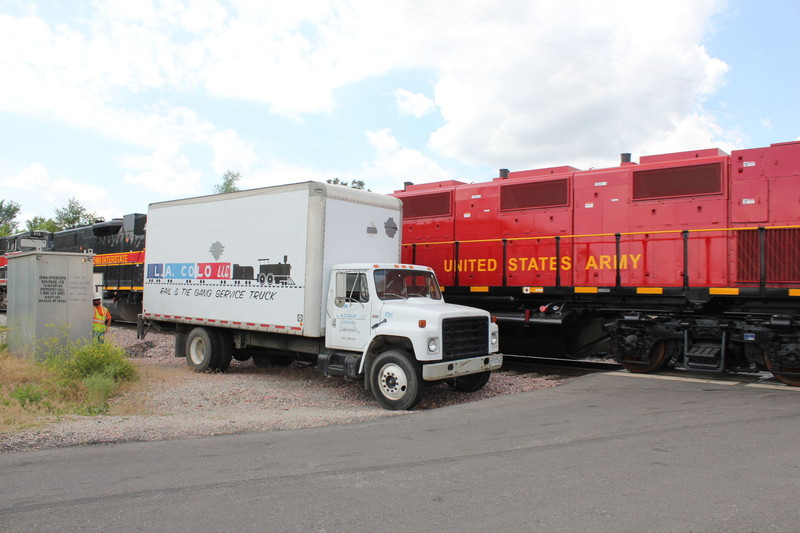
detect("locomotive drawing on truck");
top-left (256, 256), bottom-right (294, 286)
top-left (231, 255), bottom-right (295, 286)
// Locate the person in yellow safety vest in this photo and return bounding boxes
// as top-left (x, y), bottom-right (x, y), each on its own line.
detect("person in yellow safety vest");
top-left (92, 293), bottom-right (112, 343)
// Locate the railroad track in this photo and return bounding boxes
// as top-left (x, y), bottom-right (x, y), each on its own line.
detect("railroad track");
top-left (502, 354), bottom-right (622, 376)
top-left (503, 353), bottom-right (787, 387)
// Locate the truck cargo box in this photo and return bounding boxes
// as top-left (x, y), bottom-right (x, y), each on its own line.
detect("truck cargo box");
top-left (143, 182), bottom-right (402, 338)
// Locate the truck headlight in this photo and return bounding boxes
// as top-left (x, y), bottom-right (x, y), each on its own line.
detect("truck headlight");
top-left (427, 337), bottom-right (439, 354)
top-left (491, 331), bottom-right (498, 347)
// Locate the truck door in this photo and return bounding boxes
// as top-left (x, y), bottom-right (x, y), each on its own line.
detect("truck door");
top-left (326, 271), bottom-right (373, 350)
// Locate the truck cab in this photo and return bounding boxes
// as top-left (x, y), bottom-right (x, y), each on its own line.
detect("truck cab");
top-left (322, 263), bottom-right (502, 409)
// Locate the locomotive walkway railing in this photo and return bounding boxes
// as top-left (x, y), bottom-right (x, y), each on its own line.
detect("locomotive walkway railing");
top-left (404, 224), bottom-right (800, 291)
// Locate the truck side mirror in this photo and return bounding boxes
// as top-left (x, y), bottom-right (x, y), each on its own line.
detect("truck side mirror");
top-left (334, 271), bottom-right (346, 307)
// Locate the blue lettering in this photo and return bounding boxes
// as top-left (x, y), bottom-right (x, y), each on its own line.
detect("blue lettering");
top-left (164, 263), bottom-right (196, 279)
top-left (147, 263), bottom-right (164, 279)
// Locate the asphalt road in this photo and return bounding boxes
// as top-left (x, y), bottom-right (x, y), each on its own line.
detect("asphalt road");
top-left (2, 371), bottom-right (799, 532)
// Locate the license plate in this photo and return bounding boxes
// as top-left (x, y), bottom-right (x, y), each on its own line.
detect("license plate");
top-left (489, 355), bottom-right (501, 367)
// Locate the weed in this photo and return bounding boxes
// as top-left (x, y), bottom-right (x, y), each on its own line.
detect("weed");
top-left (83, 373), bottom-right (116, 410)
top-left (48, 342), bottom-right (138, 383)
top-left (1, 334), bottom-right (140, 433)
top-left (10, 384), bottom-right (44, 406)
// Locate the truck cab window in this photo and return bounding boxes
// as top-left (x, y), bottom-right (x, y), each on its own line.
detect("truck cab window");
top-left (335, 272), bottom-right (369, 307)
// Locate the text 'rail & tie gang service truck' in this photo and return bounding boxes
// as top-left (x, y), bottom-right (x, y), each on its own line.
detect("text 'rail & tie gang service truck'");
top-left (139, 181), bottom-right (501, 410)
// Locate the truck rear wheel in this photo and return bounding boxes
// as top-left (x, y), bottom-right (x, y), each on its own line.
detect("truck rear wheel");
top-left (371, 350), bottom-right (423, 410)
top-left (214, 329), bottom-right (233, 371)
top-left (447, 371), bottom-right (491, 393)
top-left (186, 327), bottom-right (220, 372)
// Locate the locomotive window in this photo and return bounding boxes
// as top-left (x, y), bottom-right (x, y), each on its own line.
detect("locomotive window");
top-left (402, 192), bottom-right (452, 218)
top-left (500, 179), bottom-right (569, 210)
top-left (633, 163), bottom-right (722, 200)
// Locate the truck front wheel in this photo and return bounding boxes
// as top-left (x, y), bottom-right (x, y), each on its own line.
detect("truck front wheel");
top-left (186, 327), bottom-right (220, 372)
top-left (371, 350), bottom-right (423, 410)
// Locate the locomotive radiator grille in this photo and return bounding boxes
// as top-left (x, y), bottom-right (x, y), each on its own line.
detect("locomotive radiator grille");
top-left (736, 228), bottom-right (800, 283)
top-left (442, 317), bottom-right (489, 360)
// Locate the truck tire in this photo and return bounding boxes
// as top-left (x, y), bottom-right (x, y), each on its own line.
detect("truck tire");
top-left (214, 329), bottom-right (233, 371)
top-left (185, 327), bottom-right (220, 372)
top-left (370, 350), bottom-right (424, 410)
top-left (446, 371), bottom-right (491, 393)
top-left (232, 348), bottom-right (252, 362)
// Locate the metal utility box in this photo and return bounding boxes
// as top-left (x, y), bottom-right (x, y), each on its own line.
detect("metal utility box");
top-left (7, 251), bottom-right (95, 360)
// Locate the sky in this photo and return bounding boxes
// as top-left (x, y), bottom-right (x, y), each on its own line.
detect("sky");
top-left (1, 0), bottom-right (798, 226)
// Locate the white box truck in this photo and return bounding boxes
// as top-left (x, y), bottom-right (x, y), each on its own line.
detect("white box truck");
top-left (140, 182), bottom-right (501, 410)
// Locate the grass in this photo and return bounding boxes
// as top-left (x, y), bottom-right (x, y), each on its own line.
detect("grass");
top-left (0, 332), bottom-right (139, 432)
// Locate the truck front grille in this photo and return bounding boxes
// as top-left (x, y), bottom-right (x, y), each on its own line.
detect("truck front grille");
top-left (442, 317), bottom-right (488, 360)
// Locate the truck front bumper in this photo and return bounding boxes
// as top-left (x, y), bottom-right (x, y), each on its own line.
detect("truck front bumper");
top-left (422, 354), bottom-right (503, 381)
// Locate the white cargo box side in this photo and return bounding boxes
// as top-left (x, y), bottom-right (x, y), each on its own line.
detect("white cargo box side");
top-left (142, 182), bottom-right (401, 337)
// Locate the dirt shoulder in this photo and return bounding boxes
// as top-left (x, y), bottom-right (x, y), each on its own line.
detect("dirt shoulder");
top-left (0, 325), bottom-right (569, 453)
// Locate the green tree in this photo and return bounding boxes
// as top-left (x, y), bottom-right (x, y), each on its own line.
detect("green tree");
top-left (0, 199), bottom-right (21, 237)
top-left (54, 198), bottom-right (98, 229)
top-left (326, 178), bottom-right (368, 191)
top-left (26, 216), bottom-right (62, 233)
top-left (214, 171), bottom-right (241, 194)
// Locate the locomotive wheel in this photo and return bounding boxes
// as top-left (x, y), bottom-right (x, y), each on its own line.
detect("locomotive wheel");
top-left (763, 353), bottom-right (800, 387)
top-left (619, 339), bottom-right (668, 374)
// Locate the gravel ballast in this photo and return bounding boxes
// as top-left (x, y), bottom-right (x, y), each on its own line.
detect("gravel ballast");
top-left (0, 321), bottom-right (570, 453)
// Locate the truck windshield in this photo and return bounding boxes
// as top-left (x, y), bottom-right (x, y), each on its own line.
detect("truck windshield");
top-left (374, 269), bottom-right (442, 301)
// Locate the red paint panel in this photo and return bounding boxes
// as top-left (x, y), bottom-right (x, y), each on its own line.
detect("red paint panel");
top-left (393, 141), bottom-right (800, 291)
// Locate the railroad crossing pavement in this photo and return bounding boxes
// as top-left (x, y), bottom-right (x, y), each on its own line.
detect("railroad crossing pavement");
top-left (2, 371), bottom-right (800, 532)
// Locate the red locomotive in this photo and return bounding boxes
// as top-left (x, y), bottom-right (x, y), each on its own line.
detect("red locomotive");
top-left (392, 141), bottom-right (800, 385)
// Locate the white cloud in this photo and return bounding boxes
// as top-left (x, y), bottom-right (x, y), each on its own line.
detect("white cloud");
top-left (233, 129), bottom-right (450, 195)
top-left (392, 89), bottom-right (436, 118)
top-left (2, 163), bottom-right (110, 221)
top-left (360, 129), bottom-right (450, 193)
top-left (423, 0), bottom-right (736, 169)
top-left (0, 0), bottom-right (743, 213)
top-left (635, 112), bottom-right (746, 159)
top-left (4, 163), bottom-right (50, 190)
top-left (122, 145), bottom-right (203, 196)
top-left (210, 130), bottom-right (259, 175)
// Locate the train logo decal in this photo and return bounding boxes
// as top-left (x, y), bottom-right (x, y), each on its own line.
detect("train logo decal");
top-left (252, 256), bottom-right (294, 286)
top-left (384, 217), bottom-right (398, 238)
top-left (209, 241), bottom-right (225, 260)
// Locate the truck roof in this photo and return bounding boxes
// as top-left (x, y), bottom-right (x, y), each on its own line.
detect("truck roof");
top-left (336, 263), bottom-right (435, 272)
top-left (148, 181), bottom-right (402, 211)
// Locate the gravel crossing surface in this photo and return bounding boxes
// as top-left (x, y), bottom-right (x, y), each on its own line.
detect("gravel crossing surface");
top-left (0, 317), bottom-right (569, 453)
